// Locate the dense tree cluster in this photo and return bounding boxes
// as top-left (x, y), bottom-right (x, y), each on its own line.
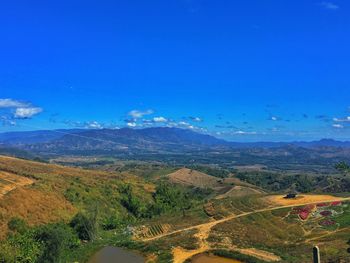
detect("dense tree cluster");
top-left (119, 182), bottom-right (203, 218)
top-left (236, 171), bottom-right (319, 192)
top-left (186, 165), bottom-right (230, 178)
top-left (335, 161), bottom-right (350, 174)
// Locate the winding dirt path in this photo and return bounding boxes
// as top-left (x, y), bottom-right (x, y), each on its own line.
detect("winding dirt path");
top-left (143, 197), bottom-right (350, 242)
top-left (142, 196), bottom-right (350, 263)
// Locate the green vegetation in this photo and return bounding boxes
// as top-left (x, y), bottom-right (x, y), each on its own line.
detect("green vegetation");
top-left (236, 170), bottom-right (350, 193)
top-left (236, 171), bottom-right (319, 192)
top-left (2, 155), bottom-right (350, 262)
top-left (7, 217), bottom-right (28, 234)
top-left (335, 161), bottom-right (350, 173)
top-left (186, 165), bottom-right (230, 178)
top-left (0, 229), bottom-right (42, 263)
top-left (70, 211), bottom-right (98, 241)
top-left (35, 223), bottom-right (80, 263)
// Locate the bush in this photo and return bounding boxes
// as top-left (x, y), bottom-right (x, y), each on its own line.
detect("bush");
top-left (35, 223), bottom-right (80, 263)
top-left (8, 217), bottom-right (28, 234)
top-left (70, 211), bottom-right (98, 241)
top-left (119, 184), bottom-right (147, 218)
top-left (102, 215), bottom-right (121, 230)
top-left (0, 230), bottom-right (42, 263)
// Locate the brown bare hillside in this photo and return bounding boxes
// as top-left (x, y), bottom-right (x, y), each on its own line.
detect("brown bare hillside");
top-left (167, 168), bottom-right (222, 188)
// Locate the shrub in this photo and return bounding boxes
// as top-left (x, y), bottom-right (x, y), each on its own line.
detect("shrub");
top-left (0, 230), bottom-right (42, 263)
top-left (70, 211), bottom-right (98, 241)
top-left (35, 223), bottom-right (80, 263)
top-left (8, 217), bottom-right (28, 234)
top-left (102, 215), bottom-right (121, 230)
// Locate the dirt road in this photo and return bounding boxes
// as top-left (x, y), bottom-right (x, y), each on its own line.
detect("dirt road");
top-left (143, 196), bottom-right (350, 242)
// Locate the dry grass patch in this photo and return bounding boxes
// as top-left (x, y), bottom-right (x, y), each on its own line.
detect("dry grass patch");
top-left (265, 194), bottom-right (345, 206)
top-left (0, 171), bottom-right (34, 198)
top-left (167, 168), bottom-right (221, 188)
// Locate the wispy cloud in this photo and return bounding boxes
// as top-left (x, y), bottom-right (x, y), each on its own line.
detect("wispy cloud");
top-left (269, 116), bottom-right (282, 121)
top-left (128, 109), bottom-right (154, 119)
top-left (320, 1), bottom-right (339, 10)
top-left (0, 99), bottom-right (30, 108)
top-left (189, 116), bottom-right (202, 122)
top-left (332, 124), bottom-right (344, 129)
top-left (333, 116), bottom-right (350, 122)
top-left (233, 130), bottom-right (257, 135)
top-left (85, 121), bottom-right (103, 129)
top-left (0, 116), bottom-right (16, 126)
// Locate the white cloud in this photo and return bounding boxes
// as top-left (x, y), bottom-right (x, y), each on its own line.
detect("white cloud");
top-left (153, 116), bottom-right (168, 123)
top-left (333, 117), bottom-right (350, 122)
top-left (128, 109), bottom-right (154, 119)
top-left (127, 122), bottom-right (137, 127)
top-left (233, 130), bottom-right (257, 135)
top-left (320, 1), bottom-right (339, 10)
top-left (332, 124), bottom-right (344, 129)
top-left (14, 107), bottom-right (43, 119)
top-left (0, 99), bottom-right (30, 108)
top-left (86, 121), bottom-right (102, 129)
top-left (190, 116), bottom-right (202, 122)
top-left (178, 121), bottom-right (190, 126)
top-left (271, 116), bottom-right (278, 121)
top-left (0, 98), bottom-right (43, 120)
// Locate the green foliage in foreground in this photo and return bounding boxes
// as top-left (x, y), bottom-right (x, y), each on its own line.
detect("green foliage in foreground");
top-left (120, 182), bottom-right (207, 219)
top-left (70, 210), bottom-right (98, 241)
top-left (0, 223), bottom-right (80, 263)
top-left (35, 223), bottom-right (80, 263)
top-left (0, 230), bottom-right (42, 263)
top-left (0, 210), bottom-right (99, 263)
top-left (7, 217), bottom-right (28, 235)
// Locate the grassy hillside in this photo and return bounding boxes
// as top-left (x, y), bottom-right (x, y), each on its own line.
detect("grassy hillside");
top-left (0, 156), bottom-right (213, 262)
top-left (0, 155), bottom-right (154, 237)
top-left (1, 155), bottom-right (350, 262)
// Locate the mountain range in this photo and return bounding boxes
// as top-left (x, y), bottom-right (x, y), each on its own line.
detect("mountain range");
top-left (1, 128), bottom-right (350, 153)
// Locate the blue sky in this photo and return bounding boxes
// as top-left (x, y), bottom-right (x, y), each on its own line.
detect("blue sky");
top-left (0, 0), bottom-right (349, 141)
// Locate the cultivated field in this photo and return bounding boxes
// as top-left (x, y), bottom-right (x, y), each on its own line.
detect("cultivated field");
top-left (140, 193), bottom-right (350, 262)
